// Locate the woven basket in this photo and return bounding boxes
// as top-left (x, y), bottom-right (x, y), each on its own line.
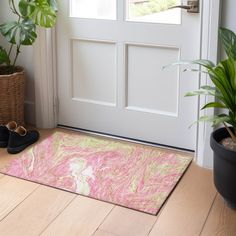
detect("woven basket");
top-left (0, 67), bottom-right (25, 125)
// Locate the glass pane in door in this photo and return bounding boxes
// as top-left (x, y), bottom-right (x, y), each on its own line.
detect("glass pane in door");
top-left (70, 0), bottom-right (116, 20)
top-left (127, 0), bottom-right (181, 24)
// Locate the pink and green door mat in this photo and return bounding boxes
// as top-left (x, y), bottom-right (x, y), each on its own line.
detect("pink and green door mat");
top-left (0, 130), bottom-right (192, 215)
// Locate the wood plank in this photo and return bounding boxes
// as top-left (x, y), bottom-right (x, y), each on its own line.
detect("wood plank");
top-left (0, 175), bottom-right (39, 221)
top-left (93, 229), bottom-right (116, 236)
top-left (0, 149), bottom-right (9, 169)
top-left (100, 206), bottom-right (156, 236)
top-left (201, 194), bottom-right (236, 236)
top-left (0, 129), bottom-right (55, 169)
top-left (0, 185), bottom-right (75, 236)
top-left (149, 163), bottom-right (216, 236)
top-left (41, 196), bottom-right (114, 236)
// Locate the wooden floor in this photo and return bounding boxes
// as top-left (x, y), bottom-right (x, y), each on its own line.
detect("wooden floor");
top-left (0, 129), bottom-right (236, 236)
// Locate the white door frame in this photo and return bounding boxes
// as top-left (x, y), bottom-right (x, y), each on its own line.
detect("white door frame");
top-left (196, 0), bottom-right (222, 168)
top-left (34, 0), bottom-right (222, 168)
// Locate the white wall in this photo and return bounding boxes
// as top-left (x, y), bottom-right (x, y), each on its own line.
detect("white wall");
top-left (221, 0), bottom-right (236, 32)
top-left (0, 0), bottom-right (35, 124)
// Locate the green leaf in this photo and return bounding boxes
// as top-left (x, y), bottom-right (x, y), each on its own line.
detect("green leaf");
top-left (220, 58), bottom-right (236, 91)
top-left (0, 46), bottom-right (10, 65)
top-left (163, 59), bottom-right (215, 70)
top-left (183, 68), bottom-right (208, 74)
top-left (201, 102), bottom-right (226, 110)
top-left (208, 70), bottom-right (234, 110)
top-left (19, 0), bottom-right (57, 28)
top-left (189, 114), bottom-right (230, 128)
top-left (185, 91), bottom-right (209, 97)
top-left (0, 21), bottom-right (17, 43)
top-left (213, 66), bottom-right (234, 98)
top-left (200, 85), bottom-right (217, 91)
top-left (220, 27), bottom-right (236, 60)
top-left (47, 0), bottom-right (58, 11)
top-left (185, 87), bottom-right (220, 97)
top-left (198, 114), bottom-right (230, 126)
top-left (18, 0), bottom-right (34, 17)
top-left (0, 20), bottom-right (37, 45)
top-left (191, 59), bottom-right (216, 68)
top-left (212, 114), bottom-right (231, 127)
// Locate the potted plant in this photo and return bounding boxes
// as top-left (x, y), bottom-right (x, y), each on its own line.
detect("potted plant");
top-left (170, 27), bottom-right (236, 209)
top-left (0, 0), bottom-right (58, 125)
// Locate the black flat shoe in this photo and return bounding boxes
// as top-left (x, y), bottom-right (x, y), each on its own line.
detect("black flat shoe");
top-left (0, 121), bottom-right (17, 148)
top-left (7, 126), bottom-right (40, 154)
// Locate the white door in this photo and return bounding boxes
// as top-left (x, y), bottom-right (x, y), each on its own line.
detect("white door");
top-left (57, 0), bottom-right (201, 150)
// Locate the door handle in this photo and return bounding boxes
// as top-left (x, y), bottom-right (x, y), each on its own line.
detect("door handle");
top-left (168, 1), bottom-right (199, 13)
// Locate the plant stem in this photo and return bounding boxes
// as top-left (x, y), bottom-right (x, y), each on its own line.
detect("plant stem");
top-left (8, 44), bottom-right (13, 57)
top-left (10, 0), bottom-right (21, 17)
top-left (9, 0), bottom-right (22, 68)
top-left (223, 122), bottom-right (236, 144)
top-left (13, 45), bottom-right (21, 67)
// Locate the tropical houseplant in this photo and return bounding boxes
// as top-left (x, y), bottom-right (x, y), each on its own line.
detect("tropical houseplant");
top-left (0, 0), bottom-right (57, 124)
top-left (171, 27), bottom-right (236, 209)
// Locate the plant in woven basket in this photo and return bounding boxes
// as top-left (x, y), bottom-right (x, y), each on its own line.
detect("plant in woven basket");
top-left (0, 0), bottom-right (58, 74)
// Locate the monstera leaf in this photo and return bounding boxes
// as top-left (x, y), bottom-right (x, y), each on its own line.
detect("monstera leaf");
top-left (0, 47), bottom-right (10, 65)
top-left (0, 19), bottom-right (37, 45)
top-left (0, 0), bottom-right (58, 67)
top-left (19, 0), bottom-right (57, 28)
top-left (48, 0), bottom-right (58, 11)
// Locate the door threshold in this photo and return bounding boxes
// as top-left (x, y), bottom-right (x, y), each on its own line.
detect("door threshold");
top-left (57, 125), bottom-right (195, 154)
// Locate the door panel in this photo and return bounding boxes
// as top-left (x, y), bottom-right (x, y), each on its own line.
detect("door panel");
top-left (71, 39), bottom-right (117, 106)
top-left (57, 0), bottom-right (200, 150)
top-left (126, 44), bottom-right (179, 116)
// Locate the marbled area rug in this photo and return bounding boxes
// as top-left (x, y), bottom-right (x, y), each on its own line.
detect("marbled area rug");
top-left (0, 131), bottom-right (192, 215)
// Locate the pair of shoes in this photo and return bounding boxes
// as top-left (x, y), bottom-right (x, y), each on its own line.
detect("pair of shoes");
top-left (0, 121), bottom-right (17, 148)
top-left (0, 121), bottom-right (40, 154)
